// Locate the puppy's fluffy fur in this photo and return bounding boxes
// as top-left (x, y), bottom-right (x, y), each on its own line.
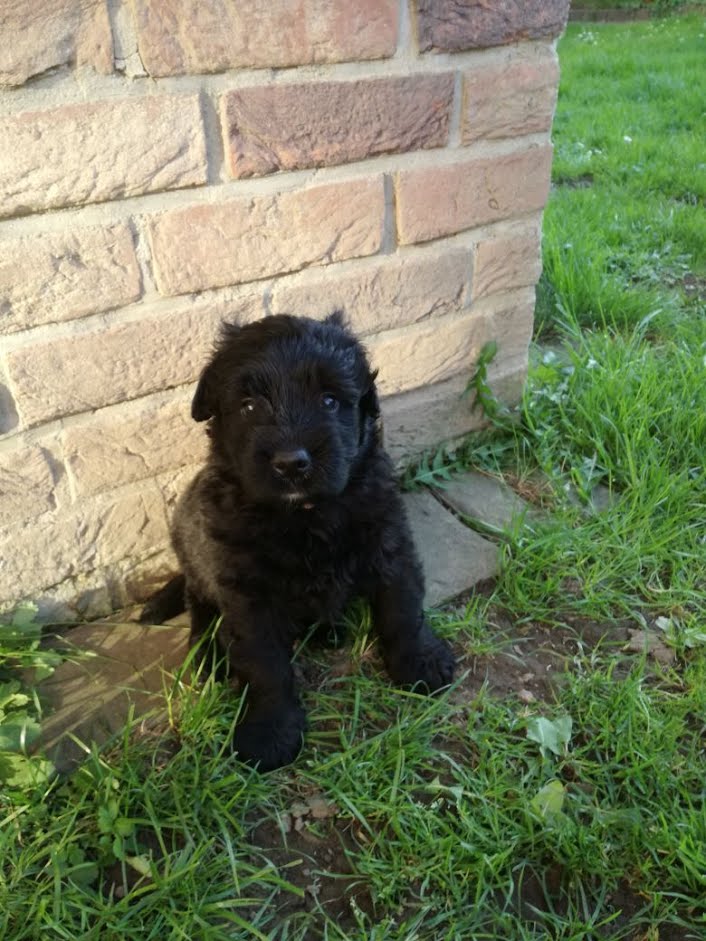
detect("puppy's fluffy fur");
top-left (143, 313), bottom-right (454, 770)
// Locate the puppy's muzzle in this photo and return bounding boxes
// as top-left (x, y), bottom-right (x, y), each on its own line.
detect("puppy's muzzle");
top-left (271, 449), bottom-right (312, 481)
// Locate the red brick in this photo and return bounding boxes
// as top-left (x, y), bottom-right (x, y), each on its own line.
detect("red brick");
top-left (222, 74), bottom-right (454, 178)
top-left (132, 0), bottom-right (398, 76)
top-left (417, 0), bottom-right (570, 53)
top-left (462, 49), bottom-right (559, 143)
top-left (0, 225), bottom-right (141, 334)
top-left (396, 145), bottom-right (553, 245)
top-left (5, 295), bottom-right (262, 426)
top-left (0, 0), bottom-right (112, 87)
top-left (0, 95), bottom-right (206, 218)
top-left (148, 178), bottom-right (384, 296)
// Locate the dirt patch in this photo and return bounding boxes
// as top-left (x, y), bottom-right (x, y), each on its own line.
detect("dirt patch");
top-left (556, 173), bottom-right (595, 189)
top-left (510, 870), bottom-right (696, 940)
top-left (245, 811), bottom-right (374, 932)
top-left (680, 273), bottom-right (706, 299)
top-left (569, 8), bottom-right (652, 22)
top-left (445, 603), bottom-right (634, 705)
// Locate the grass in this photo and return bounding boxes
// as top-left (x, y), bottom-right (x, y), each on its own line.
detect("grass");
top-left (536, 14), bottom-right (705, 337)
top-left (3, 14), bottom-right (706, 941)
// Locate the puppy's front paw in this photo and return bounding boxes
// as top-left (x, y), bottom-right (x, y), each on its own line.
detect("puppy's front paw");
top-left (385, 624), bottom-right (455, 693)
top-left (231, 701), bottom-right (306, 772)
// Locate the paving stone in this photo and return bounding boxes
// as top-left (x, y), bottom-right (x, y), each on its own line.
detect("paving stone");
top-left (403, 490), bottom-right (499, 606)
top-left (434, 470), bottom-right (535, 533)
top-left (35, 621), bottom-right (189, 773)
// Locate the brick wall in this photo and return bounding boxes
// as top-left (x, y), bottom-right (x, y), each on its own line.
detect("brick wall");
top-left (0, 0), bottom-right (569, 619)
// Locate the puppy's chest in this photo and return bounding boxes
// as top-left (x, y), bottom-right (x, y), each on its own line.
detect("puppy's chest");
top-left (232, 513), bottom-right (367, 615)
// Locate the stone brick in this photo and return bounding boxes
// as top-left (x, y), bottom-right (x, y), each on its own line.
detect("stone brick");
top-left (382, 374), bottom-right (481, 463)
top-left (0, 488), bottom-right (167, 603)
top-left (417, 0), bottom-right (570, 53)
top-left (472, 229), bottom-right (542, 300)
top-left (478, 289), bottom-right (536, 372)
top-left (434, 470), bottom-right (535, 533)
top-left (0, 445), bottom-right (59, 527)
top-left (382, 367), bottom-right (527, 464)
top-left (222, 74), bottom-right (454, 178)
top-left (148, 178), bottom-right (384, 296)
top-left (0, 95), bottom-right (207, 219)
top-left (270, 248), bottom-right (470, 336)
top-left (64, 396), bottom-right (208, 497)
top-left (0, 0), bottom-right (113, 87)
top-left (36, 621), bottom-right (190, 773)
top-left (396, 145), bottom-right (553, 245)
top-left (367, 312), bottom-right (486, 396)
top-left (0, 225), bottom-right (141, 334)
top-left (462, 49), bottom-right (559, 142)
top-left (132, 0), bottom-right (398, 76)
top-left (403, 490), bottom-right (498, 606)
top-left (5, 294), bottom-right (262, 426)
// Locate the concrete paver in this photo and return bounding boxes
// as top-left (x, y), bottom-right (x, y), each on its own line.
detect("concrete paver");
top-left (403, 490), bottom-right (499, 606)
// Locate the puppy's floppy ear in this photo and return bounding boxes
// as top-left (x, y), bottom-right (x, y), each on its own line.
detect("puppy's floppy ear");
top-left (191, 362), bottom-right (218, 422)
top-left (359, 369), bottom-right (380, 444)
top-left (325, 309), bottom-right (346, 328)
top-left (360, 370), bottom-right (380, 420)
top-left (192, 320), bottom-right (242, 422)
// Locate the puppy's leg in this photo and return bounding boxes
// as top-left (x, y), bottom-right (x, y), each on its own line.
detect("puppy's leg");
top-left (186, 590), bottom-right (225, 679)
top-left (219, 596), bottom-right (306, 771)
top-left (371, 542), bottom-right (455, 693)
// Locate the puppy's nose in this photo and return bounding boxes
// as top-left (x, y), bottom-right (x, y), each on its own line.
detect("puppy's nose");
top-left (271, 449), bottom-right (312, 478)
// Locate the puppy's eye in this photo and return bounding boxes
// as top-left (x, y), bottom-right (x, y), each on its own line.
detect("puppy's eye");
top-left (321, 394), bottom-right (339, 412)
top-left (240, 398), bottom-right (256, 416)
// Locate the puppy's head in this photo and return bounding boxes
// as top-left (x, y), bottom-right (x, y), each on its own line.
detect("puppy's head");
top-left (192, 312), bottom-right (380, 506)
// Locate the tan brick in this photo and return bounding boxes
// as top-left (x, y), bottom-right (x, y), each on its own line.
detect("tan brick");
top-left (148, 178), bottom-right (384, 297)
top-left (479, 290), bottom-right (536, 372)
top-left (417, 0), bottom-right (570, 52)
top-left (0, 225), bottom-right (141, 335)
top-left (381, 297), bottom-right (535, 464)
top-left (0, 367), bottom-right (19, 435)
top-left (132, 0), bottom-right (397, 76)
top-left (270, 248), bottom-right (470, 336)
top-left (472, 230), bottom-right (542, 300)
top-left (222, 74), bottom-right (453, 178)
top-left (0, 488), bottom-right (167, 603)
top-left (396, 145), bottom-right (553, 245)
top-left (367, 313), bottom-right (486, 396)
top-left (0, 445), bottom-right (59, 526)
top-left (0, 0), bottom-right (112, 87)
top-left (5, 294), bottom-right (262, 427)
top-left (382, 374), bottom-right (481, 464)
top-left (64, 396), bottom-right (208, 498)
top-left (0, 95), bottom-right (206, 219)
top-left (462, 50), bottom-right (559, 143)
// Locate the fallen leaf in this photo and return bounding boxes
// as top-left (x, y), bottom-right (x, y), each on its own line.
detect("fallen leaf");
top-left (624, 628), bottom-right (675, 664)
top-left (527, 715), bottom-right (573, 759)
top-left (530, 780), bottom-right (567, 820)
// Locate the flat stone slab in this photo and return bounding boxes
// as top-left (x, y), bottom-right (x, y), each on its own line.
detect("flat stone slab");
top-left (35, 621), bottom-right (189, 773)
top-left (403, 490), bottom-right (499, 606)
top-left (434, 470), bottom-right (535, 534)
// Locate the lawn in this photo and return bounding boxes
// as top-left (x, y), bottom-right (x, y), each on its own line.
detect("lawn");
top-left (2, 15), bottom-right (706, 940)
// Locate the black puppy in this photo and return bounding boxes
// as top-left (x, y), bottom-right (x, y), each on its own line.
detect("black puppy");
top-left (143, 312), bottom-right (454, 770)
